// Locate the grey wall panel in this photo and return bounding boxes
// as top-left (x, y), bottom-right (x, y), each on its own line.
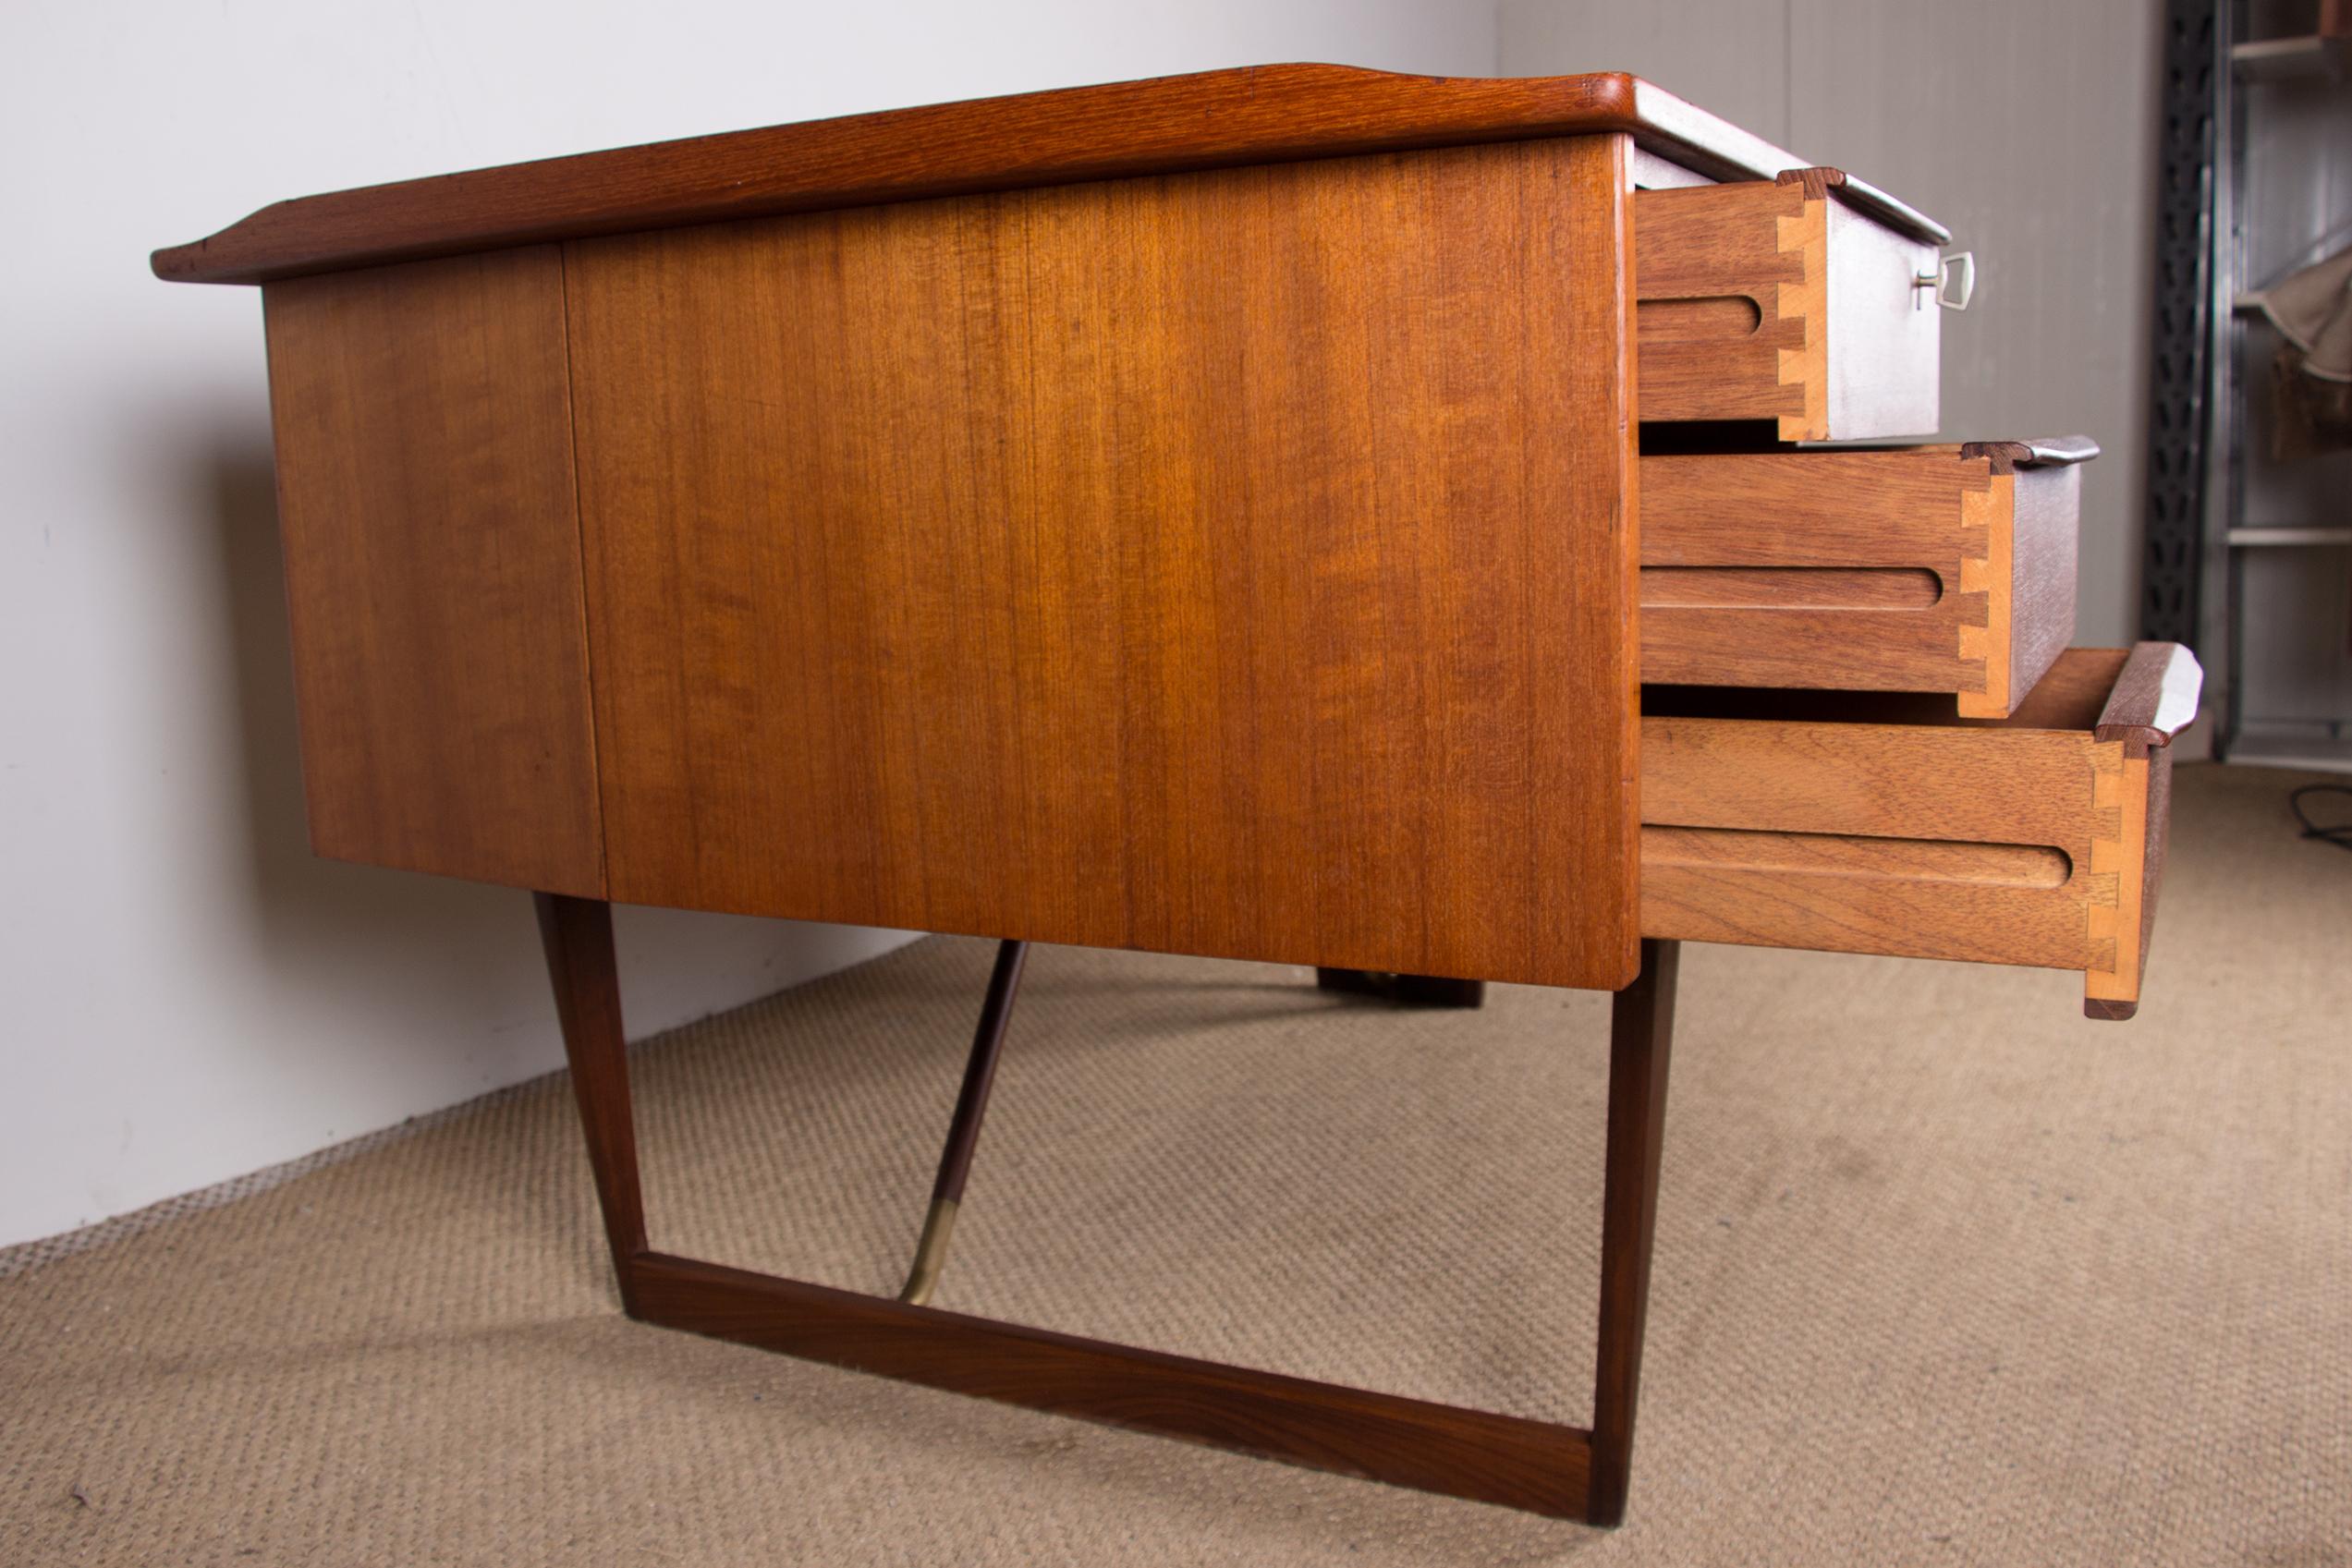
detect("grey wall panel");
top-left (1497, 0), bottom-right (1792, 145)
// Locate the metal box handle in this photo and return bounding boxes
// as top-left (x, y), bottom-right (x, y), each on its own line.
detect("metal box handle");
top-left (1917, 250), bottom-right (1975, 310)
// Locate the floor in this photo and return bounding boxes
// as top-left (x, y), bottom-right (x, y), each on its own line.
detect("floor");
top-left (4, 762), bottom-right (2346, 1567)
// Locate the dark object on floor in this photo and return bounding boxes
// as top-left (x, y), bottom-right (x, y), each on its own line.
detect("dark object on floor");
top-left (2288, 783), bottom-right (2352, 851)
top-left (1313, 969), bottom-right (1489, 1009)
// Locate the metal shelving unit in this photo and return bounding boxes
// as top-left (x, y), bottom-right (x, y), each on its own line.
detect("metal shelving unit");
top-left (2152, 0), bottom-right (2352, 772)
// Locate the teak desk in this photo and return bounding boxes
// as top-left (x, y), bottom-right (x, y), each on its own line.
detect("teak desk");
top-left (155, 65), bottom-right (2200, 1525)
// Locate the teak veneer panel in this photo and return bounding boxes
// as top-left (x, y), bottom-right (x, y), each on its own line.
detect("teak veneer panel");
top-left (564, 138), bottom-right (1641, 990)
top-left (151, 65), bottom-right (1946, 286)
top-left (1639, 444), bottom-right (2082, 713)
top-left (261, 249), bottom-right (603, 896)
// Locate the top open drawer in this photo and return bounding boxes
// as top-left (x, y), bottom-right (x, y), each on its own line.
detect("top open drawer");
top-left (1635, 173), bottom-right (1943, 440)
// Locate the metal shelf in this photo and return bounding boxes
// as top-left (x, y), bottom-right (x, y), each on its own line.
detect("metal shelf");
top-left (2231, 32), bottom-right (2352, 79)
top-left (2167, 1), bottom-right (2352, 772)
top-left (2227, 527), bottom-right (2352, 546)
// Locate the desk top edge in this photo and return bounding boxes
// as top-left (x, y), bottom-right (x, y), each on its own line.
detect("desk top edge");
top-left (152, 64), bottom-right (1949, 285)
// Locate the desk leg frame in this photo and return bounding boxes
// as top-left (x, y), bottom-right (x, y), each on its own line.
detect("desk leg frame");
top-left (532, 893), bottom-right (1677, 1526)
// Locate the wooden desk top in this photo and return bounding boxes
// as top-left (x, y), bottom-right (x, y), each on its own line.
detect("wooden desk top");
top-left (151, 63), bottom-right (1947, 285)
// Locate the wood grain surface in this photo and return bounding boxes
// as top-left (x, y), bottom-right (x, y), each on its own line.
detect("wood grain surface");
top-left (2092, 640), bottom-right (2206, 755)
top-left (564, 139), bottom-right (1641, 990)
top-left (150, 65), bottom-right (1946, 286)
top-left (261, 249), bottom-right (603, 895)
top-left (2082, 748), bottom-right (2151, 1018)
top-left (1636, 648), bottom-right (2186, 1013)
top-left (630, 1251), bottom-right (1596, 1517)
top-left (1641, 827), bottom-right (2072, 887)
top-left (533, 893), bottom-right (645, 1311)
top-left (1633, 181), bottom-right (1811, 429)
top-left (2083, 748), bottom-right (2172, 1021)
top-left (1986, 646), bottom-right (2128, 729)
top-left (1954, 479), bottom-right (2017, 715)
top-left (1639, 444), bottom-right (2082, 713)
top-left (1632, 179), bottom-right (1941, 439)
top-left (1636, 722), bottom-right (2112, 977)
top-left (1587, 938), bottom-right (1678, 1526)
top-left (1780, 188), bottom-right (1833, 440)
top-left (2081, 641), bottom-right (2200, 1018)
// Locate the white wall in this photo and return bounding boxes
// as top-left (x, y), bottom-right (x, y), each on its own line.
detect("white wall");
top-left (1501, 0), bottom-right (2163, 647)
top-left (0, 0), bottom-right (1496, 1247)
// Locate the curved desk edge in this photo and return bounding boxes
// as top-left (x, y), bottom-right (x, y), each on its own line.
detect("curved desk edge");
top-left (152, 63), bottom-right (1949, 285)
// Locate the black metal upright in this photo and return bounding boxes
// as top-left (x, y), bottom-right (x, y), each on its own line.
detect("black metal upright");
top-left (2139, 0), bottom-right (2225, 648)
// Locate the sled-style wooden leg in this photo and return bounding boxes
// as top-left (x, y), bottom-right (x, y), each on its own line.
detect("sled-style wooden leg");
top-left (536, 902), bottom-right (1679, 1525)
top-left (532, 892), bottom-right (649, 1315)
top-left (1587, 937), bottom-right (1679, 1525)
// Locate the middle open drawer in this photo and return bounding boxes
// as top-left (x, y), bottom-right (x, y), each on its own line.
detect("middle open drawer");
top-left (1640, 437), bottom-right (2093, 718)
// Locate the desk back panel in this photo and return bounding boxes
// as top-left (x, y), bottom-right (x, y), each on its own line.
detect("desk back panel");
top-left (565, 135), bottom-right (1641, 989)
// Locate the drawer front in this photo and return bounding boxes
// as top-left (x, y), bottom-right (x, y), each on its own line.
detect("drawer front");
top-left (1635, 178), bottom-right (1940, 439)
top-left (1640, 441), bottom-right (2085, 716)
top-left (1637, 647), bottom-right (2193, 1017)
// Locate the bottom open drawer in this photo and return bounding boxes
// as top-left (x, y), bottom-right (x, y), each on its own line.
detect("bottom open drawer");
top-left (1638, 644), bottom-right (2200, 1018)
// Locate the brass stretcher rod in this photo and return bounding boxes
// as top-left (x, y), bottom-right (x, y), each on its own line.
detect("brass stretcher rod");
top-left (898, 939), bottom-right (1030, 1306)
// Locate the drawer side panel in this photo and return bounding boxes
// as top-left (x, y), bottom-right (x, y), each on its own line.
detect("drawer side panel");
top-left (1639, 716), bottom-right (2108, 853)
top-left (2006, 463), bottom-right (2085, 713)
top-left (1632, 182), bottom-right (1809, 426)
top-left (1636, 712), bottom-right (2114, 973)
top-left (1639, 853), bottom-right (2093, 969)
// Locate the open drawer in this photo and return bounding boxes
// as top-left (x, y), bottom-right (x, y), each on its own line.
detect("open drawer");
top-left (1635, 171), bottom-right (1948, 440)
top-left (1641, 437), bottom-right (2092, 717)
top-left (1637, 644), bottom-right (2202, 1018)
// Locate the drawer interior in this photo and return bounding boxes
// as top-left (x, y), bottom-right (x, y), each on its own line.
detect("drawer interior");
top-left (1640, 640), bottom-right (2125, 731)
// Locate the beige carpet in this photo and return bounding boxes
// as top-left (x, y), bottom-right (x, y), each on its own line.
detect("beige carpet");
top-left (6, 761), bottom-right (2347, 1567)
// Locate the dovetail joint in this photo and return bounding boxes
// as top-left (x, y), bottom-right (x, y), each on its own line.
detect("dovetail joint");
top-left (1952, 478), bottom-right (2012, 717)
top-left (1773, 201), bottom-right (1829, 442)
top-left (2082, 748), bottom-right (2145, 1000)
